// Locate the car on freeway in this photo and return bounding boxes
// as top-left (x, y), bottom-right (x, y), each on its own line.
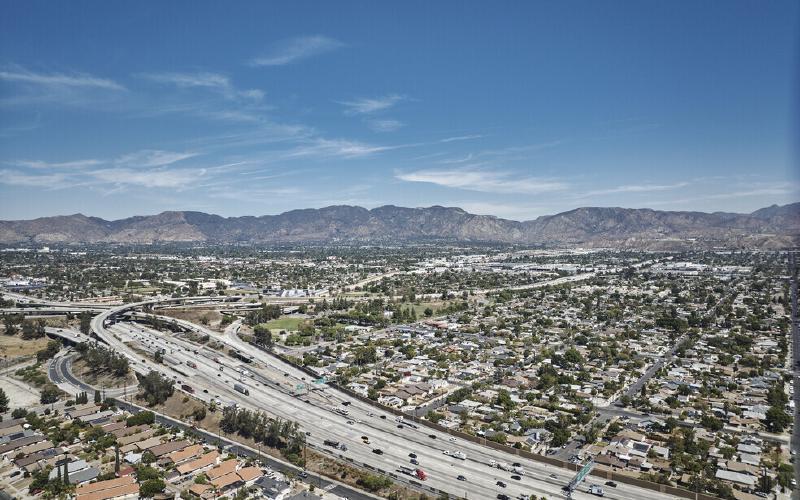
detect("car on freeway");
top-left (448, 437), bottom-right (456, 442)
top-left (442, 450), bottom-right (450, 455)
top-left (428, 434), bottom-right (436, 439)
top-left (299, 471), bottom-right (308, 478)
top-left (511, 475), bottom-right (521, 480)
top-left (409, 453), bottom-right (417, 458)
top-left (497, 494), bottom-right (510, 500)
top-left (347, 420), bottom-right (354, 425)
top-left (549, 473), bottom-right (557, 479)
top-left (380, 415), bottom-right (387, 419)
top-left (457, 475), bottom-right (467, 481)
top-left (605, 481), bottom-right (617, 488)
top-left (397, 424), bottom-right (404, 429)
top-left (372, 449), bottom-right (383, 455)
top-left (410, 458), bottom-right (418, 465)
top-left (512, 462), bottom-right (521, 467)
top-left (496, 481), bottom-right (507, 488)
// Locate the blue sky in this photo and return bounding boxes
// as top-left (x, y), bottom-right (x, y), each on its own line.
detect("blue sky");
top-left (0, 1), bottom-right (798, 221)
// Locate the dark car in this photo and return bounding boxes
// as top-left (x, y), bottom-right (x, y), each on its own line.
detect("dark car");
top-left (512, 462), bottom-right (521, 467)
top-left (380, 415), bottom-right (387, 419)
top-left (457, 475), bottom-right (467, 481)
top-left (410, 458), bottom-right (419, 465)
top-left (605, 481), bottom-right (617, 488)
top-left (428, 434), bottom-right (437, 439)
top-left (397, 424), bottom-right (404, 429)
top-left (497, 495), bottom-right (510, 500)
top-left (497, 481), bottom-right (507, 488)
top-left (409, 453), bottom-right (417, 458)
top-left (511, 475), bottom-right (521, 480)
top-left (372, 448), bottom-right (383, 455)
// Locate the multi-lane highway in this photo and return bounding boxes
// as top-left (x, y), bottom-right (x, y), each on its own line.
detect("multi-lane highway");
top-left (85, 297), bottom-right (682, 500)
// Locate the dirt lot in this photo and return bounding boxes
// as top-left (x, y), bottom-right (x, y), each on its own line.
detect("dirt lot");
top-left (0, 334), bottom-right (50, 359)
top-left (0, 372), bottom-right (41, 408)
top-left (71, 357), bottom-right (138, 389)
top-left (159, 308), bottom-right (225, 332)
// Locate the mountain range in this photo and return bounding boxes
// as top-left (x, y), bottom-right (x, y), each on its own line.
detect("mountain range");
top-left (1, 203), bottom-right (798, 249)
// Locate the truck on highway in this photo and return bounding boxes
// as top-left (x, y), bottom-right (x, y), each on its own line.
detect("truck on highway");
top-left (163, 355), bottom-right (182, 366)
top-left (398, 467), bottom-right (427, 480)
top-left (181, 384), bottom-right (194, 393)
top-left (233, 383), bottom-right (250, 396)
top-left (588, 485), bottom-right (604, 497)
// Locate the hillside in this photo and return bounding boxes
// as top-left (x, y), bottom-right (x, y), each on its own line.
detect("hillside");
top-left (0, 202), bottom-right (797, 249)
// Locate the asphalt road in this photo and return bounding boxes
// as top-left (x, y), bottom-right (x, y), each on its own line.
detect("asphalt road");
top-left (86, 297), bottom-right (683, 500)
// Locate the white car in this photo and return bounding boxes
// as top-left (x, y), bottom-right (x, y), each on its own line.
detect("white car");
top-left (448, 437), bottom-right (457, 442)
top-left (443, 450), bottom-right (451, 455)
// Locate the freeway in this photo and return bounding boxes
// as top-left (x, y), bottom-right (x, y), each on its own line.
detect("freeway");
top-left (88, 297), bottom-right (682, 500)
top-left (1, 290), bottom-right (113, 309)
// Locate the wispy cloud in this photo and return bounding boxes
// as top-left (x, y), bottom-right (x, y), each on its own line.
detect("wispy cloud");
top-left (286, 138), bottom-right (395, 159)
top-left (0, 67), bottom-right (125, 90)
top-left (439, 134), bottom-right (483, 143)
top-left (367, 119), bottom-right (404, 132)
top-left (583, 182), bottom-right (689, 197)
top-left (396, 168), bottom-right (567, 194)
top-left (114, 150), bottom-right (197, 168)
top-left (0, 65), bottom-right (126, 107)
top-left (0, 170), bottom-right (72, 190)
top-left (6, 159), bottom-right (102, 169)
top-left (249, 35), bottom-right (344, 66)
top-left (89, 167), bottom-right (202, 190)
top-left (1, 149), bottom-right (199, 192)
top-left (140, 72), bottom-right (263, 101)
top-left (338, 94), bottom-right (404, 115)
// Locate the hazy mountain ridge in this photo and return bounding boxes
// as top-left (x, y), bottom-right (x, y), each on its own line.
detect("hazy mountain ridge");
top-left (0, 203), bottom-right (797, 249)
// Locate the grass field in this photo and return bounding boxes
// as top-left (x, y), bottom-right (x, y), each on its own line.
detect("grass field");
top-left (264, 317), bottom-right (307, 331)
top-left (0, 335), bottom-right (51, 358)
top-left (409, 301), bottom-right (445, 317)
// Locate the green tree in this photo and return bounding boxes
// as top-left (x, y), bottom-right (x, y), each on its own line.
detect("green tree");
top-left (139, 479), bottom-right (165, 498)
top-left (137, 371), bottom-right (174, 406)
top-left (3, 315), bottom-right (20, 335)
top-left (79, 312), bottom-right (92, 335)
top-left (765, 405), bottom-right (791, 433)
top-left (0, 387), bottom-right (9, 413)
top-left (40, 384), bottom-right (60, 404)
top-left (253, 324), bottom-right (273, 347)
